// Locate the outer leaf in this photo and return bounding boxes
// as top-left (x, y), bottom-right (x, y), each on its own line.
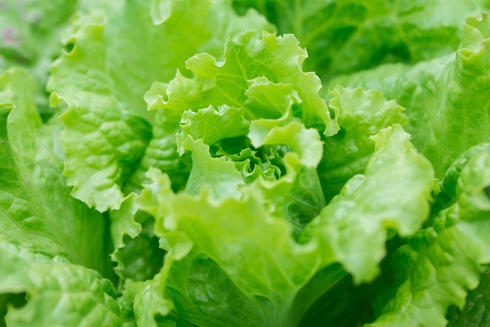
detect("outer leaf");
top-left (47, 0), bottom-right (271, 210)
top-left (332, 14), bottom-right (490, 177)
top-left (0, 68), bottom-right (110, 274)
top-left (233, 0), bottom-right (489, 78)
top-left (0, 0), bottom-right (78, 117)
top-left (136, 169), bottom-right (342, 327)
top-left (309, 125), bottom-right (434, 283)
top-left (318, 86), bottom-right (407, 201)
top-left (369, 147), bottom-right (490, 327)
top-left (0, 241), bottom-right (128, 327)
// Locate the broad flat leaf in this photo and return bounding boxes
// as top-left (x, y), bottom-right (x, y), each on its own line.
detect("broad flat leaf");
top-left (0, 68), bottom-right (111, 275)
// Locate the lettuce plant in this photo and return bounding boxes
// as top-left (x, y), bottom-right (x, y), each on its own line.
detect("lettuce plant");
top-left (0, 0), bottom-right (489, 326)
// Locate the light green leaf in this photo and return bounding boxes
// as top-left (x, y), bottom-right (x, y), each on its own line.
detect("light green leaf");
top-left (109, 194), bottom-right (166, 283)
top-left (249, 121), bottom-right (323, 169)
top-left (178, 105), bottom-right (249, 152)
top-left (318, 86), bottom-right (407, 201)
top-left (369, 147), bottom-right (490, 327)
top-left (233, 0), bottom-right (490, 78)
top-left (332, 14), bottom-right (490, 177)
top-left (136, 169), bottom-right (343, 327)
top-left (47, 0), bottom-right (271, 210)
top-left (433, 142), bottom-right (489, 212)
top-left (157, 31), bottom-right (338, 136)
top-left (0, 69), bottom-right (126, 326)
top-left (0, 241), bottom-right (129, 327)
top-left (124, 276), bottom-right (174, 327)
top-left (182, 136), bottom-right (244, 200)
top-left (0, 0), bottom-right (78, 118)
top-left (59, 101), bottom-right (152, 212)
top-left (244, 76), bottom-right (300, 119)
top-left (125, 110), bottom-right (192, 194)
top-left (309, 125), bottom-right (434, 283)
top-left (0, 68), bottom-right (111, 275)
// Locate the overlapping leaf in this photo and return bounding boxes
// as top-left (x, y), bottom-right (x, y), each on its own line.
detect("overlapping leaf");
top-left (47, 0), bottom-right (271, 211)
top-left (332, 14), bottom-right (490, 177)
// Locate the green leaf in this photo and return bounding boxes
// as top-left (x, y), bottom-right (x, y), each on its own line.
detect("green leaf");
top-left (0, 0), bottom-right (79, 118)
top-left (233, 0), bottom-right (490, 78)
top-left (318, 86), bottom-right (407, 201)
top-left (447, 267), bottom-right (490, 327)
top-left (125, 110), bottom-right (192, 194)
top-left (109, 194), bottom-right (166, 283)
top-left (0, 241), bottom-right (129, 327)
top-left (47, 0), bottom-right (271, 210)
top-left (0, 68), bottom-right (111, 275)
top-left (178, 105), bottom-right (249, 151)
top-left (124, 276), bottom-right (173, 327)
top-left (309, 125), bottom-right (434, 283)
top-left (182, 136), bottom-right (244, 200)
top-left (433, 143), bottom-right (489, 213)
top-left (249, 121), bottom-right (323, 169)
top-left (59, 101), bottom-right (152, 212)
top-left (284, 167), bottom-right (326, 232)
top-left (332, 14), bottom-right (490, 177)
top-left (369, 147), bottom-right (490, 327)
top-left (155, 31), bottom-right (338, 136)
top-left (136, 169), bottom-right (342, 327)
top-left (244, 77), bottom-right (300, 120)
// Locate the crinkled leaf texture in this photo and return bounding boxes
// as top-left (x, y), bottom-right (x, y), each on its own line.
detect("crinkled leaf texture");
top-left (332, 14), bottom-right (490, 177)
top-left (130, 123), bottom-right (435, 326)
top-left (0, 241), bottom-right (129, 327)
top-left (318, 86), bottom-right (408, 201)
top-left (0, 68), bottom-right (111, 274)
top-left (0, 68), bottom-right (128, 325)
top-left (310, 125), bottom-right (434, 283)
top-left (447, 267), bottom-right (490, 327)
top-left (47, 0), bottom-right (272, 211)
top-left (368, 146), bottom-right (490, 327)
top-left (146, 30), bottom-right (331, 218)
top-left (137, 169), bottom-right (333, 327)
top-left (150, 30), bottom-right (338, 135)
top-left (233, 0), bottom-right (490, 78)
top-left (0, 0), bottom-right (79, 117)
